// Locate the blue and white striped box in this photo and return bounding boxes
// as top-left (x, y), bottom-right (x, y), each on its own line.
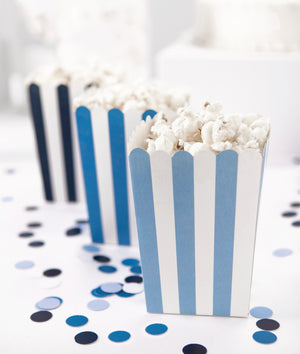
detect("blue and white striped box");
top-left (76, 106), bottom-right (158, 245)
top-left (129, 147), bottom-right (267, 317)
top-left (28, 82), bottom-right (85, 202)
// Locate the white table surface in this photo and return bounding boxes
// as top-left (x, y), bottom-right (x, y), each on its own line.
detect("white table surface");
top-left (0, 113), bottom-right (299, 354)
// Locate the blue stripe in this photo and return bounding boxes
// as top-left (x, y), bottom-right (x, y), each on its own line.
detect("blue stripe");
top-left (213, 150), bottom-right (238, 316)
top-left (142, 110), bottom-right (157, 121)
top-left (28, 84), bottom-right (53, 201)
top-left (129, 148), bottom-right (163, 313)
top-left (76, 106), bottom-right (103, 243)
top-left (108, 109), bottom-right (130, 245)
top-left (57, 85), bottom-right (76, 201)
top-left (172, 151), bottom-right (196, 315)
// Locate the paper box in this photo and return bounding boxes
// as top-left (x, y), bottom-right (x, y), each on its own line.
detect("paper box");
top-left (28, 81), bottom-right (85, 202)
top-left (129, 147), bottom-right (267, 317)
top-left (76, 106), bottom-right (158, 245)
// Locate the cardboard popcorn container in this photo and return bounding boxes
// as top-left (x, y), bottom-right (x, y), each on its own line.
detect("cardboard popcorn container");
top-left (76, 106), bottom-right (158, 245)
top-left (129, 146), bottom-right (267, 317)
top-left (28, 80), bottom-right (85, 202)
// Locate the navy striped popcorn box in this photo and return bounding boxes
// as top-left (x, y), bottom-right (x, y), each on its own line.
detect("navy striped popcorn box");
top-left (27, 80), bottom-right (85, 203)
top-left (75, 106), bottom-right (161, 245)
top-left (129, 145), bottom-right (268, 317)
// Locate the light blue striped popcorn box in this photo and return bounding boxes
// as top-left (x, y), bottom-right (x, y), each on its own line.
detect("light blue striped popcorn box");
top-left (129, 146), bottom-right (267, 317)
top-left (75, 106), bottom-right (159, 245)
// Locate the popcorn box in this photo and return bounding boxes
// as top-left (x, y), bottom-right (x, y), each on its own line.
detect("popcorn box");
top-left (28, 81), bottom-right (85, 202)
top-left (76, 106), bottom-right (158, 245)
top-left (129, 147), bottom-right (267, 317)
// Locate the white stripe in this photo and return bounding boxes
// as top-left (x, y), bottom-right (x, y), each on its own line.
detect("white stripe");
top-left (230, 150), bottom-right (263, 317)
top-left (40, 83), bottom-right (67, 202)
top-left (91, 107), bottom-right (118, 244)
top-left (69, 81), bottom-right (85, 203)
top-left (194, 151), bottom-right (216, 315)
top-left (150, 151), bottom-right (180, 314)
top-left (123, 110), bottom-right (142, 246)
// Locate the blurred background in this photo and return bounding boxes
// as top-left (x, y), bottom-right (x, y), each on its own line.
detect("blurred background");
top-left (0, 0), bottom-right (299, 165)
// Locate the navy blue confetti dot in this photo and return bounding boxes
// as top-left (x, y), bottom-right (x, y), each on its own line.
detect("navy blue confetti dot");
top-left (256, 319), bottom-right (280, 331)
top-left (93, 255), bottom-right (110, 263)
top-left (30, 311), bottom-right (52, 322)
top-left (125, 275), bottom-right (143, 283)
top-left (98, 265), bottom-right (117, 273)
top-left (43, 268), bottom-right (62, 277)
top-left (66, 315), bottom-right (88, 327)
top-left (108, 330), bottom-right (131, 343)
top-left (75, 331), bottom-right (98, 345)
top-left (130, 265), bottom-right (142, 274)
top-left (145, 323), bottom-right (168, 335)
top-left (29, 241), bottom-right (44, 247)
top-left (25, 206), bottom-right (38, 211)
top-left (27, 222), bottom-right (42, 228)
top-left (253, 331), bottom-right (277, 344)
top-left (122, 258), bottom-right (140, 266)
top-left (291, 202), bottom-right (300, 208)
top-left (281, 211), bottom-right (297, 217)
top-left (66, 227), bottom-right (82, 236)
top-left (76, 219), bottom-right (89, 224)
top-left (292, 220), bottom-right (300, 227)
top-left (19, 231), bottom-right (34, 238)
top-left (182, 344), bottom-right (207, 354)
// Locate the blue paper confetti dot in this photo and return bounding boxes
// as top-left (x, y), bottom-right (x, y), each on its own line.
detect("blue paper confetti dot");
top-left (250, 306), bottom-right (273, 318)
top-left (125, 275), bottom-right (143, 283)
top-left (66, 315), bottom-right (88, 327)
top-left (15, 260), bottom-right (34, 269)
top-left (75, 331), bottom-right (98, 345)
top-left (93, 255), bottom-right (110, 263)
top-left (100, 282), bottom-right (123, 294)
top-left (108, 330), bottom-right (131, 343)
top-left (291, 202), bottom-right (300, 208)
top-left (25, 206), bottom-right (38, 211)
top-left (2, 196), bottom-right (13, 202)
top-left (116, 290), bottom-right (135, 298)
top-left (130, 265), bottom-right (142, 274)
top-left (292, 220), bottom-right (300, 227)
top-left (281, 211), bottom-right (297, 217)
top-left (66, 227), bottom-right (82, 236)
top-left (27, 222), bottom-right (42, 228)
top-left (145, 323), bottom-right (168, 335)
top-left (182, 343), bottom-right (207, 354)
top-left (29, 241), bottom-right (45, 247)
top-left (121, 258), bottom-right (140, 266)
top-left (98, 265), bottom-right (117, 273)
top-left (87, 299), bottom-right (110, 311)
top-left (19, 231), bottom-right (34, 238)
top-left (83, 244), bottom-right (100, 253)
top-left (91, 288), bottom-right (112, 298)
top-left (36, 296), bottom-right (63, 310)
top-left (30, 311), bottom-right (52, 322)
top-left (253, 331), bottom-right (277, 344)
top-left (273, 248), bottom-right (293, 257)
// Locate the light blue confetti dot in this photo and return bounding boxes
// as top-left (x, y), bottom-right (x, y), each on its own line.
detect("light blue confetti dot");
top-left (82, 244), bottom-right (100, 253)
top-left (108, 330), bottom-right (131, 342)
top-left (273, 248), bottom-right (293, 257)
top-left (130, 265), bottom-right (142, 274)
top-left (87, 299), bottom-right (110, 311)
top-left (145, 323), bottom-right (168, 335)
top-left (36, 296), bottom-right (63, 310)
top-left (15, 260), bottom-right (34, 269)
top-left (250, 306), bottom-right (273, 319)
top-left (66, 315), bottom-right (88, 327)
top-left (98, 265), bottom-right (117, 273)
top-left (253, 331), bottom-right (277, 344)
top-left (121, 258), bottom-right (140, 266)
top-left (2, 196), bottom-right (13, 202)
top-left (100, 282), bottom-right (123, 294)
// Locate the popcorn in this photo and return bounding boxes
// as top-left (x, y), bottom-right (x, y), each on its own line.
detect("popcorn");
top-left (129, 102), bottom-right (270, 156)
top-left (74, 81), bottom-right (190, 112)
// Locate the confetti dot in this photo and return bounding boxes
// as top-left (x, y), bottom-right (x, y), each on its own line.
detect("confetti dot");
top-left (83, 245), bottom-right (100, 253)
top-left (116, 290), bottom-right (135, 298)
top-left (291, 202), bottom-right (300, 208)
top-left (273, 248), bottom-right (293, 257)
top-left (100, 282), bottom-right (122, 294)
top-left (43, 268), bottom-right (62, 277)
top-left (2, 196), bottom-right (13, 202)
top-left (121, 258), bottom-right (140, 266)
top-left (66, 227), bottom-right (82, 236)
top-left (30, 311), bottom-right (52, 323)
top-left (87, 299), bottom-right (110, 311)
top-left (108, 330), bottom-right (131, 343)
top-left (253, 331), bottom-right (277, 344)
top-left (18, 231), bottom-right (34, 238)
top-left (145, 323), bottom-right (168, 335)
top-left (93, 255), bottom-right (110, 263)
top-left (130, 265), bottom-right (142, 274)
top-left (98, 265), bottom-right (117, 273)
top-left (75, 331), bottom-right (98, 345)
top-left (91, 287), bottom-right (112, 298)
top-left (256, 319), bottom-right (280, 331)
top-left (76, 219), bottom-right (89, 224)
top-left (292, 220), bottom-right (300, 227)
top-left (66, 315), bottom-right (88, 327)
top-left (25, 206), bottom-right (38, 211)
top-left (27, 222), bottom-right (42, 228)
top-left (39, 278), bottom-right (62, 289)
top-left (281, 211), bottom-right (297, 217)
top-left (15, 260), bottom-right (34, 269)
top-left (5, 168), bottom-right (15, 174)
top-left (123, 283), bottom-right (144, 294)
top-left (29, 241), bottom-right (45, 248)
top-left (36, 297), bottom-right (63, 310)
top-left (125, 275), bottom-right (143, 283)
top-left (182, 344), bottom-right (207, 354)
top-left (250, 306), bottom-right (273, 318)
